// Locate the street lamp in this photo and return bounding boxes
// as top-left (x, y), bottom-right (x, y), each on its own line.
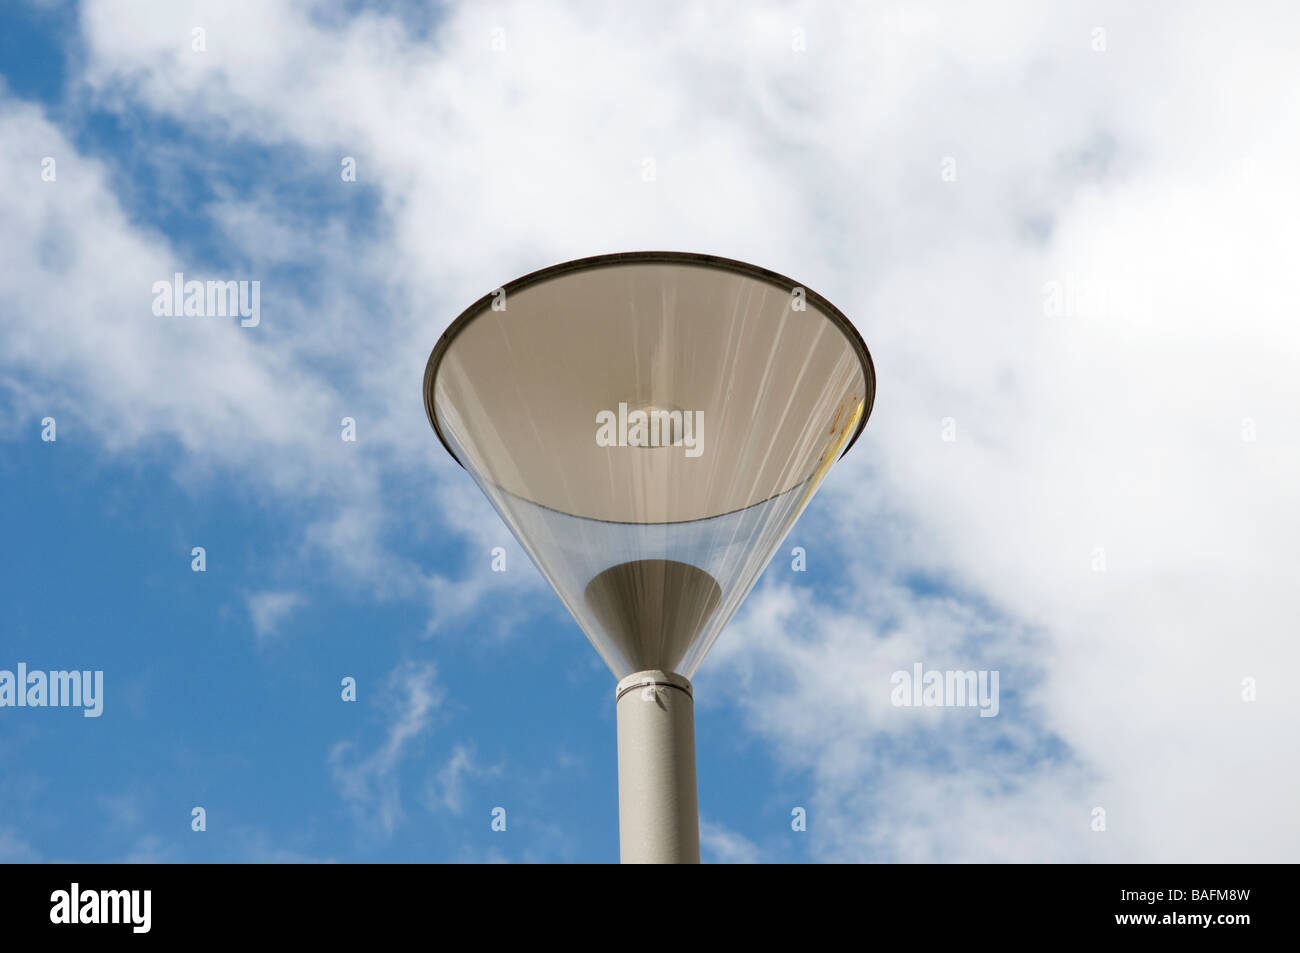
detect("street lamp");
top-left (424, 252), bottom-right (875, 863)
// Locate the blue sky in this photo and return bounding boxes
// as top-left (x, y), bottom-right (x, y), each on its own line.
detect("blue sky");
top-left (1, 0), bottom-right (1297, 863)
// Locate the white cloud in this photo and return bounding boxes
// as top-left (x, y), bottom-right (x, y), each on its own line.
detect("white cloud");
top-left (245, 589), bottom-right (305, 642)
top-left (329, 660), bottom-right (442, 835)
top-left (428, 745), bottom-right (475, 815)
top-left (424, 743), bottom-right (498, 816)
top-left (123, 834), bottom-right (175, 864)
top-left (700, 819), bottom-right (761, 864)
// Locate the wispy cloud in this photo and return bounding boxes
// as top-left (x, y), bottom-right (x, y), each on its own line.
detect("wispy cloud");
top-left (246, 590), bottom-right (305, 643)
top-left (328, 660), bottom-right (442, 836)
top-left (423, 743), bottom-right (503, 815)
top-left (123, 834), bottom-right (175, 865)
top-left (0, 828), bottom-right (40, 863)
top-left (700, 819), bottom-right (761, 864)
top-left (426, 744), bottom-right (475, 815)
top-left (98, 792), bottom-right (145, 830)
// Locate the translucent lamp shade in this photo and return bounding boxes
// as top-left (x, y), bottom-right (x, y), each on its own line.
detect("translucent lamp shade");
top-left (424, 252), bottom-right (875, 679)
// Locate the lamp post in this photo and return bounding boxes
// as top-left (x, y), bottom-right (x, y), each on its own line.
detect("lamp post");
top-left (424, 252), bottom-right (875, 863)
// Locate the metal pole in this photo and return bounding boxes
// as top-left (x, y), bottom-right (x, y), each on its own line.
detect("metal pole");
top-left (615, 670), bottom-right (700, 864)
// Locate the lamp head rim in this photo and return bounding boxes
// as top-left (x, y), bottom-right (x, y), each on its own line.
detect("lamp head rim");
top-left (422, 250), bottom-right (876, 469)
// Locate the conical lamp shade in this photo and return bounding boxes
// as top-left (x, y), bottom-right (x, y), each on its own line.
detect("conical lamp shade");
top-left (425, 252), bottom-right (875, 678)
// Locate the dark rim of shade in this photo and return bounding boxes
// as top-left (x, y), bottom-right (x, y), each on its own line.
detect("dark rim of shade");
top-left (423, 251), bottom-right (877, 468)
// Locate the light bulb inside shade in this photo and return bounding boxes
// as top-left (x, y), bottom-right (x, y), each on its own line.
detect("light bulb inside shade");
top-left (426, 253), bottom-right (874, 679)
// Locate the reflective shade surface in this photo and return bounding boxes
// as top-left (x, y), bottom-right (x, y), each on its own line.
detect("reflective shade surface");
top-left (425, 252), bottom-right (875, 679)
